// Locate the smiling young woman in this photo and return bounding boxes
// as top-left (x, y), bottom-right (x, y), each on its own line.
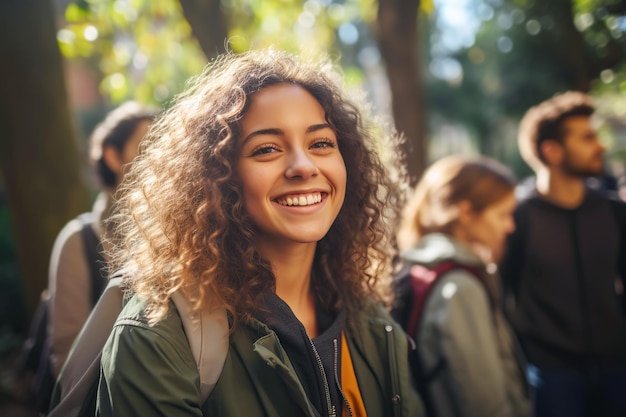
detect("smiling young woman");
top-left (96, 50), bottom-right (424, 417)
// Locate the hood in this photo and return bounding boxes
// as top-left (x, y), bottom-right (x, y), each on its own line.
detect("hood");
top-left (400, 233), bottom-right (483, 267)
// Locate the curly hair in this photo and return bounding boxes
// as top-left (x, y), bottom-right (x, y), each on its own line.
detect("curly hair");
top-left (518, 91), bottom-right (594, 171)
top-left (108, 50), bottom-right (404, 328)
top-left (398, 155), bottom-right (516, 250)
top-left (89, 101), bottom-right (160, 188)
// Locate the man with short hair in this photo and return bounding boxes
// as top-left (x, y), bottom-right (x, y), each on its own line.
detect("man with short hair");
top-left (500, 91), bottom-right (626, 417)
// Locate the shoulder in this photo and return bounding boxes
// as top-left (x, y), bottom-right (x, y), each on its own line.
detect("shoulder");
top-left (581, 190), bottom-right (626, 228)
top-left (364, 302), bottom-right (397, 325)
top-left (98, 295), bottom-right (201, 416)
top-left (355, 301), bottom-right (407, 343)
top-left (101, 296), bottom-right (198, 391)
top-left (514, 193), bottom-right (543, 216)
top-left (52, 212), bottom-right (102, 254)
top-left (438, 269), bottom-right (486, 295)
top-left (52, 217), bottom-right (85, 250)
top-left (49, 216), bottom-right (91, 273)
top-left (602, 191), bottom-right (626, 215)
top-left (427, 270), bottom-right (489, 313)
top-left (349, 302), bottom-right (415, 378)
top-left (510, 194), bottom-right (546, 235)
top-left (110, 295), bottom-right (192, 357)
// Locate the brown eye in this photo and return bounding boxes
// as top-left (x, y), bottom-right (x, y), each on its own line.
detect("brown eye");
top-left (310, 139), bottom-right (336, 149)
top-left (250, 144), bottom-right (279, 156)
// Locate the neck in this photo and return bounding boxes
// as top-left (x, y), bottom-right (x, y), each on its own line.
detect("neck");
top-left (450, 229), bottom-right (491, 264)
top-left (535, 168), bottom-right (586, 208)
top-left (257, 241), bottom-right (318, 336)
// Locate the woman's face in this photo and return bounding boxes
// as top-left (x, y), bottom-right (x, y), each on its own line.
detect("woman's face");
top-left (463, 191), bottom-right (516, 263)
top-left (236, 83), bottom-right (347, 253)
top-left (104, 119), bottom-right (151, 187)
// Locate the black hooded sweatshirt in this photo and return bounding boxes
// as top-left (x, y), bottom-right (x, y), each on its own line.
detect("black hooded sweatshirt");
top-left (500, 188), bottom-right (626, 370)
top-left (257, 293), bottom-right (346, 417)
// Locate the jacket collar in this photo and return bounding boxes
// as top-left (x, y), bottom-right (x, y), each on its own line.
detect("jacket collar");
top-left (235, 307), bottom-right (398, 417)
top-left (401, 233), bottom-right (483, 267)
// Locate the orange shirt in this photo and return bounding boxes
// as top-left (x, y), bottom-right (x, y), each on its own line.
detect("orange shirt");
top-left (341, 332), bottom-right (367, 417)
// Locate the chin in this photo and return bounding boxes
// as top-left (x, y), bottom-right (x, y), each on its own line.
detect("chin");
top-left (277, 228), bottom-right (330, 244)
top-left (294, 233), bottom-right (330, 244)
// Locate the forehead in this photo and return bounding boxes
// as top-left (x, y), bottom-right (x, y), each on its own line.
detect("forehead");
top-left (245, 83), bottom-right (322, 113)
top-left (561, 115), bottom-right (594, 133)
top-left (239, 84), bottom-right (327, 136)
top-left (480, 191), bottom-right (516, 216)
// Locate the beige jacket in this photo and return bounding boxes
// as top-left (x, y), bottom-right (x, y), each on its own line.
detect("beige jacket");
top-left (47, 192), bottom-right (111, 377)
top-left (402, 233), bottom-right (531, 417)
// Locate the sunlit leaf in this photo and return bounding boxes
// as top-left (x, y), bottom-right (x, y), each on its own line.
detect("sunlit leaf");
top-left (344, 65), bottom-right (365, 85)
top-left (66, 3), bottom-right (90, 22)
top-left (421, 0), bottom-right (435, 15)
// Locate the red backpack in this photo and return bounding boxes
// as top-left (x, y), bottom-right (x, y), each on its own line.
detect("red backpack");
top-left (406, 260), bottom-right (482, 339)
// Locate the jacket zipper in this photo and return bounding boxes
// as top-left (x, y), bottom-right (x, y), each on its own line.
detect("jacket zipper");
top-left (308, 335), bottom-right (336, 417)
top-left (333, 338), bottom-right (353, 417)
top-left (385, 324), bottom-right (402, 417)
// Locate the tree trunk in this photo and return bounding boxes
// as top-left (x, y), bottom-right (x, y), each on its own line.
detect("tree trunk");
top-left (377, 0), bottom-right (426, 186)
top-left (0, 0), bottom-right (90, 318)
top-left (178, 0), bottom-right (229, 60)
top-left (549, 0), bottom-right (623, 90)
top-left (545, 0), bottom-right (592, 91)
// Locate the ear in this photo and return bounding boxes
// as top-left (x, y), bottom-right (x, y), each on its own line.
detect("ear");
top-left (457, 200), bottom-right (475, 226)
top-left (539, 139), bottom-right (563, 167)
top-left (102, 146), bottom-right (123, 177)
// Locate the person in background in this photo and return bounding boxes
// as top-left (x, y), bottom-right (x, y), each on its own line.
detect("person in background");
top-left (96, 50), bottom-right (423, 416)
top-left (48, 101), bottom-right (159, 378)
top-left (393, 155), bottom-right (531, 417)
top-left (500, 91), bottom-right (626, 417)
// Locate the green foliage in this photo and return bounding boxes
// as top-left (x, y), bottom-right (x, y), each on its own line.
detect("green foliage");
top-left (226, 0), bottom-right (338, 54)
top-left (59, 0), bottom-right (436, 107)
top-left (58, 0), bottom-right (379, 105)
top-left (572, 0), bottom-right (626, 93)
top-left (59, 0), bottom-right (207, 105)
top-left (425, 0), bottom-right (626, 176)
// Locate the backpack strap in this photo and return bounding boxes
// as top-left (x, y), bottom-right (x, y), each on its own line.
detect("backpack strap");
top-left (48, 277), bottom-right (124, 417)
top-left (49, 280), bottom-right (229, 416)
top-left (76, 212), bottom-right (107, 306)
top-left (404, 260), bottom-right (480, 417)
top-left (170, 292), bottom-right (229, 405)
top-left (406, 260), bottom-right (480, 338)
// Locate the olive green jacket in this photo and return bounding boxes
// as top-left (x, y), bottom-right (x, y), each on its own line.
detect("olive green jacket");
top-left (96, 295), bottom-right (424, 417)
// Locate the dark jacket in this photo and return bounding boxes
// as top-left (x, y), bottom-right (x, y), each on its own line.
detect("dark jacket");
top-left (500, 188), bottom-right (626, 370)
top-left (96, 294), bottom-right (424, 417)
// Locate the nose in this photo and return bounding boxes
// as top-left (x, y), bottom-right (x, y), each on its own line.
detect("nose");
top-left (285, 149), bottom-right (319, 179)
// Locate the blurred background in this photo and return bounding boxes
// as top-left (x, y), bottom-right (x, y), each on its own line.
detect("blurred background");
top-left (1, 0), bottom-right (626, 401)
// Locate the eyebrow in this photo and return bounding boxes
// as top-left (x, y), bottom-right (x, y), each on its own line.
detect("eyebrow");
top-left (241, 123), bottom-right (333, 145)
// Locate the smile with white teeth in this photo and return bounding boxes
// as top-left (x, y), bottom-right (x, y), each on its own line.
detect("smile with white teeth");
top-left (276, 192), bottom-right (323, 206)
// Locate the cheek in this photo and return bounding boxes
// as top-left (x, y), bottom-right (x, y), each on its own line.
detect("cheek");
top-left (333, 157), bottom-right (348, 193)
top-left (122, 136), bottom-right (143, 164)
top-left (337, 168), bottom-right (347, 196)
top-left (479, 217), bottom-right (502, 246)
top-left (236, 166), bottom-right (258, 205)
top-left (240, 173), bottom-right (264, 204)
top-left (493, 218), bottom-right (510, 242)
